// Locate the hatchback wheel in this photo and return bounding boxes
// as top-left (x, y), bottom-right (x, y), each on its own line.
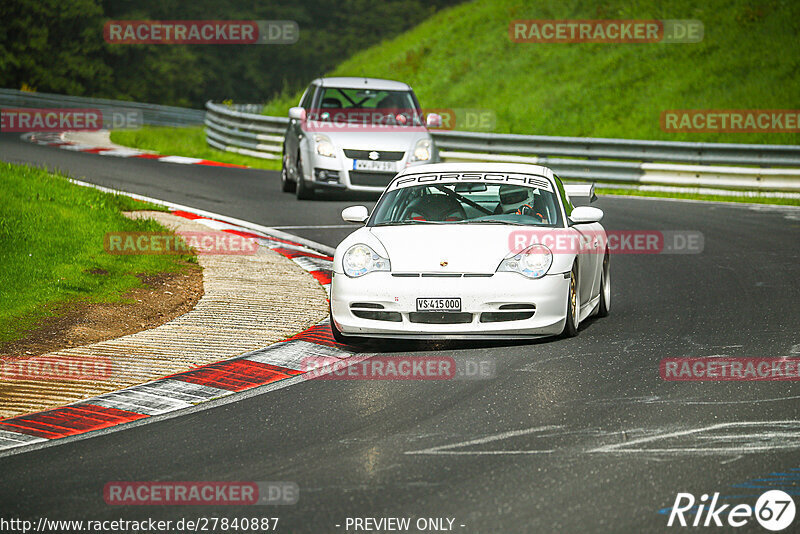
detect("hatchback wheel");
top-left (295, 154), bottom-right (314, 200)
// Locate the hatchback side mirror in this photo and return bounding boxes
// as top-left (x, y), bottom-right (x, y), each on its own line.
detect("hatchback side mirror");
top-left (342, 205), bottom-right (369, 224)
top-left (426, 113), bottom-right (442, 128)
top-left (289, 107), bottom-right (306, 121)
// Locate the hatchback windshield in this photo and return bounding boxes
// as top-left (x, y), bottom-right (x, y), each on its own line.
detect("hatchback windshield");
top-left (318, 88), bottom-right (416, 110)
top-left (369, 182), bottom-right (563, 227)
top-left (313, 88), bottom-right (421, 126)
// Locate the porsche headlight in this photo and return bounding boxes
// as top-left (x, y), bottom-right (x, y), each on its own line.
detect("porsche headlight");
top-left (497, 244), bottom-right (552, 279)
top-left (410, 138), bottom-right (432, 162)
top-left (343, 244), bottom-right (390, 278)
top-left (315, 134), bottom-right (335, 158)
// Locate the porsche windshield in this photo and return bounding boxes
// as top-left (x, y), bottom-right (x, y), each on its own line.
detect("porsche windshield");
top-left (369, 182), bottom-right (563, 227)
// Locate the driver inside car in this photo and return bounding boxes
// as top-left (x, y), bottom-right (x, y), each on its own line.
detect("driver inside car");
top-left (497, 184), bottom-right (549, 223)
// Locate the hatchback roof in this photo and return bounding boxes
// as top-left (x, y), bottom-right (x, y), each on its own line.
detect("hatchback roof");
top-left (313, 77), bottom-right (411, 91)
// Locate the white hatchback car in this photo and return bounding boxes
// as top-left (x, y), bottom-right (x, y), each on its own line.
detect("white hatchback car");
top-left (281, 77), bottom-right (440, 199)
top-left (330, 163), bottom-right (610, 342)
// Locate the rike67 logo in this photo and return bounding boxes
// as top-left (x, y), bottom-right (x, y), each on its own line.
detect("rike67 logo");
top-left (668, 491), bottom-right (796, 531)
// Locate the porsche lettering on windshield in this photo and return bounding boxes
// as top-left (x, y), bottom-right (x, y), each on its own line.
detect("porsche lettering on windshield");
top-left (391, 173), bottom-right (553, 191)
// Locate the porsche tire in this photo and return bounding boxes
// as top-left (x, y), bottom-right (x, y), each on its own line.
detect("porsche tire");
top-left (597, 253), bottom-right (610, 318)
top-left (561, 265), bottom-right (579, 338)
top-left (330, 307), bottom-right (366, 347)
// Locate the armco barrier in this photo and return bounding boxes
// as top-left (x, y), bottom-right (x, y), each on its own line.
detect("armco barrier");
top-left (3, 89), bottom-right (798, 193)
top-left (204, 101), bottom-right (800, 192)
top-left (0, 89), bottom-right (204, 127)
top-left (431, 129), bottom-right (800, 167)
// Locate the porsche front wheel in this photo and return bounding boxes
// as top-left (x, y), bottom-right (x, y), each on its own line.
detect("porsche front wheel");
top-left (562, 266), bottom-right (579, 338)
top-left (597, 253), bottom-right (610, 318)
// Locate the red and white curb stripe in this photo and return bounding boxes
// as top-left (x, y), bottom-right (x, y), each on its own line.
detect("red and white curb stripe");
top-left (0, 202), bottom-right (350, 454)
top-left (21, 132), bottom-right (249, 169)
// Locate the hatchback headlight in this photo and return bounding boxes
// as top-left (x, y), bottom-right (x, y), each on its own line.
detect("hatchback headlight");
top-left (410, 138), bottom-right (432, 162)
top-left (343, 244), bottom-right (391, 278)
top-left (315, 134), bottom-right (335, 158)
top-left (497, 244), bottom-right (552, 279)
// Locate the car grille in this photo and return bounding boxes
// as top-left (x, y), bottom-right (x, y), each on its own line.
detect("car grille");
top-left (391, 273), bottom-right (494, 278)
top-left (349, 171), bottom-right (397, 187)
top-left (480, 304), bottom-right (536, 323)
top-left (480, 311), bottom-right (536, 323)
top-left (352, 310), bottom-right (402, 322)
top-left (344, 149), bottom-right (405, 161)
top-left (408, 312), bottom-right (473, 324)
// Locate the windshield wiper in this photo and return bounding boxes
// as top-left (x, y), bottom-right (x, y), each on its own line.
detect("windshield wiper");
top-left (373, 220), bottom-right (442, 226)
top-left (460, 219), bottom-right (530, 226)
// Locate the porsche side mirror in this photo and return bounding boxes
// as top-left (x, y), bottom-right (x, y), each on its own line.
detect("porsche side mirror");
top-left (342, 205), bottom-right (369, 224)
top-left (569, 206), bottom-right (604, 224)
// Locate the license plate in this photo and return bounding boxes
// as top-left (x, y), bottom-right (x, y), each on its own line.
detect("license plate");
top-left (353, 159), bottom-right (396, 172)
top-left (416, 298), bottom-right (461, 312)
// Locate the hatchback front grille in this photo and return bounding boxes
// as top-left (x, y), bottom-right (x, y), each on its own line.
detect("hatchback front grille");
top-left (349, 171), bottom-right (397, 187)
top-left (344, 149), bottom-right (405, 161)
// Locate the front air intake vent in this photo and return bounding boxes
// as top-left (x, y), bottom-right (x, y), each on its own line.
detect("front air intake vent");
top-left (350, 302), bottom-right (384, 309)
top-left (352, 310), bottom-right (402, 322)
top-left (408, 312), bottom-right (473, 324)
top-left (498, 304), bottom-right (536, 310)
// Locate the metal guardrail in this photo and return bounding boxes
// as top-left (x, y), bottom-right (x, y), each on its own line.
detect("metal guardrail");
top-left (204, 102), bottom-right (286, 159)
top-left (0, 89), bottom-right (204, 127)
top-left (204, 101), bottom-right (800, 192)
top-left (4, 90), bottom-right (796, 193)
top-left (432, 129), bottom-right (800, 167)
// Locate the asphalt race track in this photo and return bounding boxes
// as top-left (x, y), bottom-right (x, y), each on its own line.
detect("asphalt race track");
top-left (2, 132), bottom-right (799, 533)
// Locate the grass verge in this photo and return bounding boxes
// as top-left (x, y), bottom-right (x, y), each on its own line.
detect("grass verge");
top-left (264, 0), bottom-right (799, 145)
top-left (110, 126), bottom-right (281, 171)
top-left (0, 162), bottom-right (197, 344)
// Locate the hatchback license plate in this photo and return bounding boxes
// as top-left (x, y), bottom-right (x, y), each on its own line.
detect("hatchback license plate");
top-left (416, 298), bottom-right (461, 312)
top-left (353, 160), bottom-right (396, 172)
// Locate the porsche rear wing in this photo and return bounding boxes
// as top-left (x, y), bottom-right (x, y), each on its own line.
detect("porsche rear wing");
top-left (564, 183), bottom-right (597, 204)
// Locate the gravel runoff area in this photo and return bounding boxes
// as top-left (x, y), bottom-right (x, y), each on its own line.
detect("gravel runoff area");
top-left (0, 211), bottom-right (330, 419)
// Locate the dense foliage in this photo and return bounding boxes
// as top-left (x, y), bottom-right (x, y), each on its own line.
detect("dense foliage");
top-left (0, 0), bottom-right (461, 107)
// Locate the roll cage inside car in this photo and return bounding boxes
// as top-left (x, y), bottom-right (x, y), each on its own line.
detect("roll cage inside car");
top-left (300, 83), bottom-right (423, 113)
top-left (368, 180), bottom-right (566, 227)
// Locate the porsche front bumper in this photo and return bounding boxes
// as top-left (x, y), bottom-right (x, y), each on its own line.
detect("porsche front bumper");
top-left (330, 271), bottom-right (570, 339)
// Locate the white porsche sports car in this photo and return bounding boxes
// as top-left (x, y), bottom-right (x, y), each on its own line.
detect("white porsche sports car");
top-left (330, 163), bottom-right (610, 342)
